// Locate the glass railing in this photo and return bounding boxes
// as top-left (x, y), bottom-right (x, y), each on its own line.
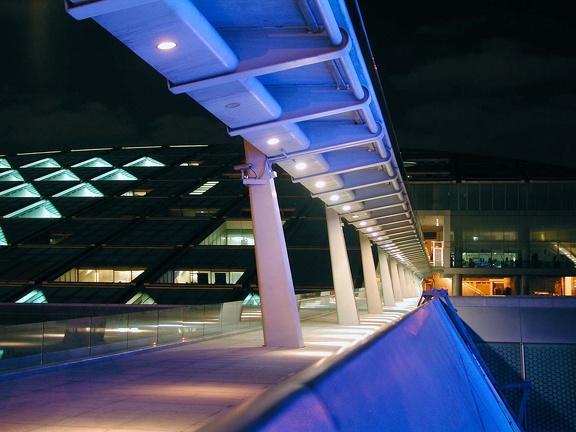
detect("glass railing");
top-left (0, 295), bottom-right (337, 375)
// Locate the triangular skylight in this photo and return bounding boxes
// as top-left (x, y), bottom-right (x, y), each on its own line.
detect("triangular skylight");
top-left (53, 183), bottom-right (104, 197)
top-left (92, 169), bottom-right (137, 181)
top-left (0, 183), bottom-right (41, 198)
top-left (126, 292), bottom-right (157, 304)
top-left (4, 200), bottom-right (62, 218)
top-left (0, 226), bottom-right (7, 246)
top-left (0, 170), bottom-right (24, 181)
top-left (21, 158), bottom-right (61, 168)
top-left (72, 157), bottom-right (113, 168)
top-left (16, 289), bottom-right (47, 303)
top-left (124, 157), bottom-right (165, 167)
top-left (0, 159), bottom-right (11, 169)
top-left (35, 169), bottom-right (80, 181)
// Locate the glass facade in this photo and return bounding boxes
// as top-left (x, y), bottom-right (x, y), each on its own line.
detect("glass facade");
top-left (410, 182), bottom-right (576, 296)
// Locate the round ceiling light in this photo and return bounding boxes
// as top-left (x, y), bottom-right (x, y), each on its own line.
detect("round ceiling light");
top-left (157, 41), bottom-right (176, 50)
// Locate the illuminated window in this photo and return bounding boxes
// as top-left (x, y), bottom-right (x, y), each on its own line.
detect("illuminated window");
top-left (71, 157), bottom-right (112, 168)
top-left (0, 227), bottom-right (7, 246)
top-left (0, 183), bottom-right (41, 198)
top-left (179, 160), bottom-right (203, 166)
top-left (4, 200), bottom-right (61, 218)
top-left (189, 180), bottom-right (219, 195)
top-left (56, 268), bottom-right (145, 283)
top-left (167, 208), bottom-right (219, 217)
top-left (171, 270), bottom-right (243, 284)
top-left (121, 189), bottom-right (152, 196)
top-left (21, 158), bottom-right (61, 168)
top-left (126, 292), bottom-right (156, 304)
top-left (200, 220), bottom-right (254, 246)
top-left (0, 170), bottom-right (24, 181)
top-left (92, 169), bottom-right (137, 181)
top-left (53, 183), bottom-right (104, 197)
top-left (35, 169), bottom-right (80, 181)
top-left (124, 157), bottom-right (165, 167)
top-left (16, 289), bottom-right (47, 303)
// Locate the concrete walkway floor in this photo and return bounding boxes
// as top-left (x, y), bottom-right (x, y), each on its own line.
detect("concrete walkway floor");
top-left (0, 298), bottom-right (419, 432)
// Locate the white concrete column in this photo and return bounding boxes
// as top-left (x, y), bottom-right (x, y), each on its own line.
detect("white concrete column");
top-left (388, 258), bottom-right (404, 301)
top-left (377, 249), bottom-right (396, 306)
top-left (325, 207), bottom-right (359, 325)
top-left (359, 234), bottom-right (383, 313)
top-left (397, 264), bottom-right (410, 298)
top-left (244, 141), bottom-right (304, 348)
top-left (404, 267), bottom-right (417, 297)
top-left (412, 273), bottom-right (423, 296)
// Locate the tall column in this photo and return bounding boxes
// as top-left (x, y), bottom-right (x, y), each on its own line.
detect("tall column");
top-left (359, 234), bottom-right (383, 313)
top-left (404, 267), bottom-right (418, 297)
top-left (377, 249), bottom-right (396, 306)
top-left (521, 274), bottom-right (530, 295)
top-left (388, 258), bottom-right (404, 301)
top-left (244, 141), bottom-right (303, 348)
top-left (398, 264), bottom-right (410, 298)
top-left (452, 274), bottom-right (462, 296)
top-left (565, 277), bottom-right (573, 296)
top-left (325, 207), bottom-right (359, 325)
top-left (514, 276), bottom-right (522, 296)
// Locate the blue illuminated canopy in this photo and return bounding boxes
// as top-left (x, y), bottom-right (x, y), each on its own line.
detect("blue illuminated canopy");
top-left (65, 0), bottom-right (431, 275)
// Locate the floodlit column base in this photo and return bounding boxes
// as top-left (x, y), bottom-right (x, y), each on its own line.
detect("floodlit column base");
top-left (377, 249), bottom-right (396, 306)
top-left (245, 141), bottom-right (304, 348)
top-left (220, 301), bottom-right (243, 323)
top-left (325, 207), bottom-right (359, 325)
top-left (359, 234), bottom-right (383, 314)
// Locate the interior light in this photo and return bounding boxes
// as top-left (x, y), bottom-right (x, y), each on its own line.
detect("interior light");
top-left (329, 194), bottom-right (339, 202)
top-left (377, 236), bottom-right (383, 240)
top-left (352, 214), bottom-right (358, 218)
top-left (359, 221), bottom-right (367, 226)
top-left (366, 227), bottom-right (373, 232)
top-left (157, 41), bottom-right (176, 50)
top-left (342, 205), bottom-right (351, 211)
top-left (315, 180), bottom-right (326, 188)
top-left (267, 138), bottom-right (280, 145)
top-left (372, 233), bottom-right (378, 237)
top-left (295, 162), bottom-right (307, 170)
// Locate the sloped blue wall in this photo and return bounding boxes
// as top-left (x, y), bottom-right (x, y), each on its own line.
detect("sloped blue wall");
top-left (205, 298), bottom-right (519, 431)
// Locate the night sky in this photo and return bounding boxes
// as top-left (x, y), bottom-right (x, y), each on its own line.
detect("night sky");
top-left (1, 1), bottom-right (575, 168)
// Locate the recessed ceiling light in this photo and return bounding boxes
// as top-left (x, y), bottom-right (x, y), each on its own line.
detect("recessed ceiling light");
top-left (342, 205), bottom-right (351, 211)
top-left (315, 180), bottom-right (326, 188)
top-left (329, 194), bottom-right (339, 202)
top-left (367, 227), bottom-right (373, 232)
top-left (157, 41), bottom-right (176, 50)
top-left (295, 162), bottom-right (307, 170)
top-left (267, 138), bottom-right (280, 145)
top-left (359, 221), bottom-right (367, 226)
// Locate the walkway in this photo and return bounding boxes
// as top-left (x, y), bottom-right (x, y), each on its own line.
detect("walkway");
top-left (0, 298), bottom-right (419, 432)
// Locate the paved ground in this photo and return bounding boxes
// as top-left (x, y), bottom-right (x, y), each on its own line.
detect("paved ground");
top-left (0, 298), bottom-right (419, 432)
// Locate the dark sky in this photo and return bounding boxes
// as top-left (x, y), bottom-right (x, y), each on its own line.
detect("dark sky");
top-left (1, 1), bottom-right (575, 167)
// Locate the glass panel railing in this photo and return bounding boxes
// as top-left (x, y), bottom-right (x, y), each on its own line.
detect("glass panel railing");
top-left (0, 293), bottom-right (338, 375)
